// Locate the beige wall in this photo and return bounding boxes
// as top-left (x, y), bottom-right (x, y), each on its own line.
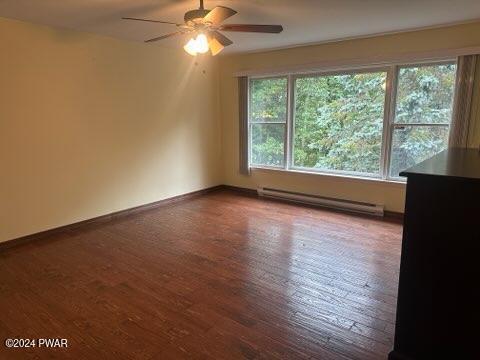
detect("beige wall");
top-left (0, 17), bottom-right (222, 243)
top-left (2, 18), bottom-right (480, 243)
top-left (219, 22), bottom-right (480, 213)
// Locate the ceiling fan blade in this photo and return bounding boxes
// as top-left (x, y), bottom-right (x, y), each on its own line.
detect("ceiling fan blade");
top-left (203, 6), bottom-right (237, 25)
top-left (210, 31), bottom-right (233, 47)
top-left (219, 24), bottom-right (283, 33)
top-left (209, 38), bottom-right (225, 56)
top-left (145, 32), bottom-right (182, 43)
top-left (122, 17), bottom-right (180, 26)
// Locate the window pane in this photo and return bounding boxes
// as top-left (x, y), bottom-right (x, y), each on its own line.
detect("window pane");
top-left (395, 63), bottom-right (457, 124)
top-left (293, 72), bottom-right (386, 175)
top-left (251, 123), bottom-right (285, 167)
top-left (250, 78), bottom-right (287, 123)
top-left (390, 125), bottom-right (449, 177)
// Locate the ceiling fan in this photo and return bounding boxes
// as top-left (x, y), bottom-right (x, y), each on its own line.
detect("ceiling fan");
top-left (122, 0), bottom-right (283, 56)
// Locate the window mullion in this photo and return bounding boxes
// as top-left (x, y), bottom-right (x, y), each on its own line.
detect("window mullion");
top-left (382, 65), bottom-right (399, 180)
top-left (248, 123), bottom-right (252, 166)
top-left (393, 123), bottom-right (451, 127)
top-left (285, 74), bottom-right (294, 170)
top-left (247, 77), bottom-right (251, 167)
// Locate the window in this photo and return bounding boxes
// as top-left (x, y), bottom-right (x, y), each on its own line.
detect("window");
top-left (249, 77), bottom-right (287, 167)
top-left (293, 70), bottom-right (387, 176)
top-left (248, 61), bottom-right (457, 180)
top-left (388, 63), bottom-right (457, 177)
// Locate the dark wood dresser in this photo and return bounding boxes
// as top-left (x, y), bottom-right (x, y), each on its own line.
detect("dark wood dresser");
top-left (389, 148), bottom-right (480, 360)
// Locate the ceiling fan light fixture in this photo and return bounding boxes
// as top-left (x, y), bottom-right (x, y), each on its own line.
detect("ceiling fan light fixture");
top-left (184, 38), bottom-right (198, 56)
top-left (125, 0), bottom-right (284, 55)
top-left (184, 33), bottom-right (209, 56)
top-left (195, 33), bottom-right (209, 53)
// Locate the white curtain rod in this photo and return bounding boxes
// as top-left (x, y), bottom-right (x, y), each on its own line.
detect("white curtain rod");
top-left (233, 46), bottom-right (480, 77)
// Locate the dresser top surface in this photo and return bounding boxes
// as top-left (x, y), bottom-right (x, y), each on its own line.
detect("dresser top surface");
top-left (400, 148), bottom-right (480, 180)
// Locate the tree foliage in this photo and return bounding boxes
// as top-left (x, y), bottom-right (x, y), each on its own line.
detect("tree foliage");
top-left (294, 72), bottom-right (385, 174)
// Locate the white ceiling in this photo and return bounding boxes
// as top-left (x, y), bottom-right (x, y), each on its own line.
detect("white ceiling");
top-left (1, 0), bottom-right (480, 54)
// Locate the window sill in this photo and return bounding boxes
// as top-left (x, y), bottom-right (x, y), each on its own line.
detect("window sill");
top-left (249, 166), bottom-right (407, 186)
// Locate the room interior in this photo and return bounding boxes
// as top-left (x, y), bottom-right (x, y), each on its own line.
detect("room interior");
top-left (1, 1), bottom-right (480, 359)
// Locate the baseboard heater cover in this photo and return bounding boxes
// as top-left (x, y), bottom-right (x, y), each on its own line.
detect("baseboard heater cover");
top-left (257, 187), bottom-right (384, 216)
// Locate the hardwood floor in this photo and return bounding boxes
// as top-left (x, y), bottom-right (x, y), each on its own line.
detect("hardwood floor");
top-left (0, 189), bottom-right (402, 359)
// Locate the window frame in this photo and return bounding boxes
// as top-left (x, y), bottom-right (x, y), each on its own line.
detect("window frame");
top-left (248, 75), bottom-right (288, 169)
top-left (386, 61), bottom-right (456, 180)
top-left (290, 67), bottom-right (390, 179)
top-left (247, 59), bottom-right (458, 181)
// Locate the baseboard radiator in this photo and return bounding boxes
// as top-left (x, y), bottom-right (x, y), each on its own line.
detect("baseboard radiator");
top-left (257, 187), bottom-right (384, 217)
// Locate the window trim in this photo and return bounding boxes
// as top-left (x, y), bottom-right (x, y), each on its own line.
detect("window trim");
top-left (386, 60), bottom-right (456, 180)
top-left (289, 67), bottom-right (389, 178)
top-left (249, 165), bottom-right (408, 186)
top-left (248, 75), bottom-right (288, 168)
top-left (248, 59), bottom-right (457, 182)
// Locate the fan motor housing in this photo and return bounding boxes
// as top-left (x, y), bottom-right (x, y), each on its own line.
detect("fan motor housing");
top-left (184, 9), bottom-right (210, 25)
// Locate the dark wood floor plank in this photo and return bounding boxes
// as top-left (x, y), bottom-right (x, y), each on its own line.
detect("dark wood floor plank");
top-left (0, 189), bottom-right (402, 359)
